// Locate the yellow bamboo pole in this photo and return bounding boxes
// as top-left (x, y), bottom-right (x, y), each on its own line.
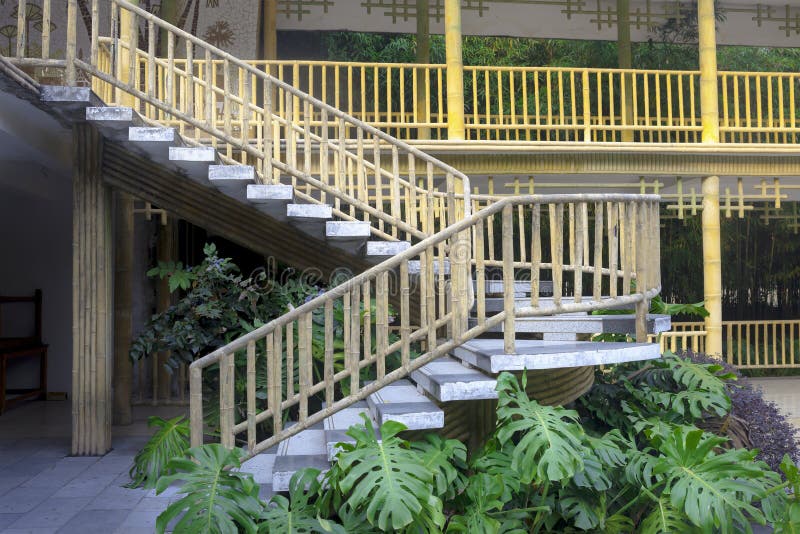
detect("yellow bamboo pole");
top-left (444, 0), bottom-right (465, 140)
top-left (699, 0), bottom-right (723, 357)
top-left (416, 0), bottom-right (430, 140)
top-left (617, 0), bottom-right (633, 142)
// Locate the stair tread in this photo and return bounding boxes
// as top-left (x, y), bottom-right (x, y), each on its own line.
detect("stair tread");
top-left (326, 221), bottom-right (371, 239)
top-left (367, 379), bottom-right (444, 430)
top-left (366, 241), bottom-right (411, 257)
top-left (478, 279), bottom-right (555, 296)
top-left (410, 356), bottom-right (497, 401)
top-left (323, 401), bottom-right (379, 460)
top-left (409, 259), bottom-right (450, 275)
top-left (451, 339), bottom-right (661, 373)
top-left (474, 313), bottom-right (671, 334)
top-left (286, 203), bottom-right (332, 219)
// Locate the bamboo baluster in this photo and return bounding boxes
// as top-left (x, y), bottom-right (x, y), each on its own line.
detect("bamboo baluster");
top-left (190, 366), bottom-right (203, 447)
top-left (337, 118), bottom-right (346, 214)
top-left (186, 40), bottom-right (195, 139)
top-left (608, 202), bottom-right (619, 297)
top-left (376, 272), bottom-right (388, 379)
top-left (475, 218), bottom-right (486, 326)
top-left (285, 321), bottom-right (293, 401)
top-left (502, 205), bottom-right (515, 353)
top-left (324, 301), bottom-right (334, 406)
top-left (401, 260), bottom-right (411, 366)
top-left (268, 332), bottom-right (282, 434)
top-left (264, 78), bottom-right (274, 182)
top-left (349, 285), bottom-right (361, 393)
top-left (146, 21), bottom-right (156, 119)
top-left (517, 204), bottom-right (527, 265)
top-left (246, 340), bottom-right (256, 453)
top-left (287, 93), bottom-right (296, 179)
top-left (634, 202), bottom-right (648, 342)
top-left (419, 249), bottom-right (429, 348)
top-left (205, 50), bottom-right (214, 146)
top-left (320, 109), bottom-right (329, 198)
top-left (304, 100), bottom-right (312, 179)
top-left (574, 203), bottom-right (584, 303)
top-left (374, 134), bottom-right (383, 234)
top-left (623, 203), bottom-right (634, 296)
top-left (531, 203), bottom-right (541, 307)
top-left (299, 313), bottom-right (312, 422)
top-left (166, 33), bottom-right (175, 122)
top-left (593, 202), bottom-right (603, 302)
top-left (391, 146), bottom-right (401, 239)
top-left (240, 70), bottom-right (250, 165)
top-left (16, 0), bottom-right (26, 59)
top-left (362, 281), bottom-right (371, 367)
top-left (220, 351), bottom-right (234, 449)
top-left (550, 204), bottom-right (564, 306)
top-left (356, 128), bottom-right (365, 210)
top-left (42, 0), bottom-right (51, 60)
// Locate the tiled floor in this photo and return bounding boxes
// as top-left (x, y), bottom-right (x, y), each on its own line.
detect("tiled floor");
top-left (0, 402), bottom-right (185, 534)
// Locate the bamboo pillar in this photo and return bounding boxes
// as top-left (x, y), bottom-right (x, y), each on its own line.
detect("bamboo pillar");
top-left (156, 218), bottom-right (177, 401)
top-left (72, 123), bottom-right (113, 456)
top-left (698, 0), bottom-right (723, 357)
top-left (617, 0), bottom-right (634, 142)
top-left (116, 0), bottom-right (137, 107)
top-left (444, 0), bottom-right (465, 140)
top-left (416, 0), bottom-right (430, 140)
top-left (259, 0), bottom-right (278, 60)
top-left (113, 191), bottom-right (134, 426)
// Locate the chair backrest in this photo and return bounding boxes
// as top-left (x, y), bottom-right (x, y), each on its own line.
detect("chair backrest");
top-left (0, 290), bottom-right (42, 344)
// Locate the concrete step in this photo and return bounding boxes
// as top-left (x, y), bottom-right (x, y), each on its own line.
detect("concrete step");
top-left (247, 184), bottom-right (294, 219)
top-left (325, 221), bottom-right (370, 255)
top-left (366, 240), bottom-right (411, 261)
top-left (479, 296), bottom-right (631, 314)
top-left (473, 313), bottom-right (671, 335)
top-left (323, 401), bottom-right (380, 461)
top-left (286, 203), bottom-right (332, 239)
top-left (478, 279), bottom-right (554, 296)
top-left (272, 426), bottom-right (329, 492)
top-left (451, 338), bottom-right (661, 373)
top-left (128, 126), bottom-right (183, 163)
top-left (208, 165), bottom-right (255, 202)
top-left (85, 106), bottom-right (143, 141)
top-left (409, 259), bottom-right (451, 276)
top-left (40, 86), bottom-right (103, 123)
top-left (169, 146), bottom-right (218, 184)
top-left (367, 379), bottom-right (444, 430)
top-left (410, 356), bottom-right (497, 401)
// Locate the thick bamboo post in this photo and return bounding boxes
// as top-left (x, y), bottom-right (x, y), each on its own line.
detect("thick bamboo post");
top-left (116, 0), bottom-right (137, 107)
top-left (112, 191), bottom-right (134, 426)
top-left (416, 0), bottom-right (430, 140)
top-left (617, 0), bottom-right (633, 142)
top-left (699, 0), bottom-right (723, 357)
top-left (444, 0), bottom-right (465, 140)
top-left (72, 123), bottom-right (113, 456)
top-left (259, 0), bottom-right (278, 61)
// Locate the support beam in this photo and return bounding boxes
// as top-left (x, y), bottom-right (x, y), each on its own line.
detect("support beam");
top-left (259, 0), bottom-right (278, 61)
top-left (444, 0), bottom-right (465, 140)
top-left (416, 0), bottom-right (430, 140)
top-left (617, 0), bottom-right (634, 142)
top-left (113, 191), bottom-right (134, 426)
top-left (698, 0), bottom-right (722, 357)
top-left (72, 123), bottom-right (113, 455)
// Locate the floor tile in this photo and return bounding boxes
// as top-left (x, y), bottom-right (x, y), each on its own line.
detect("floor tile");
top-left (7, 497), bottom-right (90, 529)
top-left (0, 513), bottom-right (24, 530)
top-left (0, 487), bottom-right (55, 514)
top-left (52, 473), bottom-right (117, 499)
top-left (2, 528), bottom-right (60, 534)
top-left (117, 510), bottom-right (160, 530)
top-left (55, 509), bottom-right (130, 534)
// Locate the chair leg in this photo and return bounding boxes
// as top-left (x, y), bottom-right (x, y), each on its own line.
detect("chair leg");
top-left (39, 348), bottom-right (48, 400)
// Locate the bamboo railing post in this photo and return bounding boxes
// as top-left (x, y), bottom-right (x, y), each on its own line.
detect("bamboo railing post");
top-left (66, 0), bottom-right (77, 85)
top-left (220, 351), bottom-right (235, 449)
top-left (634, 201), bottom-right (648, 342)
top-left (502, 205), bottom-right (515, 354)
top-left (189, 366), bottom-right (203, 447)
top-left (246, 340), bottom-right (256, 453)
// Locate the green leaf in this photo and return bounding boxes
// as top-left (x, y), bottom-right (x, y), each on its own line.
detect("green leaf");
top-left (653, 426), bottom-right (771, 533)
top-left (156, 444), bottom-right (262, 534)
top-left (446, 474), bottom-right (512, 533)
top-left (639, 496), bottom-right (702, 534)
top-left (411, 434), bottom-right (467, 500)
top-left (495, 372), bottom-right (585, 484)
top-left (335, 414), bottom-right (445, 532)
top-left (126, 416), bottom-right (189, 489)
top-left (259, 468), bottom-right (341, 533)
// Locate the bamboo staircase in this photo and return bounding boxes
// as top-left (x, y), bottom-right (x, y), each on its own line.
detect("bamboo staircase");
top-left (3, 0), bottom-right (668, 493)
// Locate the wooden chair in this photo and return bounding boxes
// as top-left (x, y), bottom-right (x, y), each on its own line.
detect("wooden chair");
top-left (0, 290), bottom-right (48, 414)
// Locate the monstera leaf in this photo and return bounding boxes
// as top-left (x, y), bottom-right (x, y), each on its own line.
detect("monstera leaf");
top-left (470, 440), bottom-right (521, 502)
top-left (639, 496), bottom-right (702, 534)
top-left (495, 372), bottom-right (585, 484)
top-left (126, 415), bottom-right (189, 489)
top-left (335, 414), bottom-right (445, 532)
top-left (446, 474), bottom-right (528, 534)
top-left (411, 434), bottom-right (468, 500)
top-left (156, 444), bottom-right (263, 534)
top-left (259, 468), bottom-right (343, 533)
top-left (653, 426), bottom-right (770, 533)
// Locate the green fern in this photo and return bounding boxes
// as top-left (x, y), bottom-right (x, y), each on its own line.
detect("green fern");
top-left (334, 414), bottom-right (446, 532)
top-left (495, 372), bottom-right (585, 484)
top-left (126, 415), bottom-right (189, 489)
top-left (259, 468), bottom-right (342, 533)
top-left (155, 444), bottom-right (263, 534)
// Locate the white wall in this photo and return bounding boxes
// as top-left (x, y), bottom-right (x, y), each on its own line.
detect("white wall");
top-left (0, 163), bottom-right (73, 394)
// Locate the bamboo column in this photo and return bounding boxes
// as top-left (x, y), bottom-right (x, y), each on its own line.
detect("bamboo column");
top-left (116, 0), bottom-right (137, 107)
top-left (72, 123), bottom-right (113, 456)
top-left (698, 0), bottom-right (723, 357)
top-left (259, 0), bottom-right (278, 61)
top-left (444, 0), bottom-right (465, 140)
top-left (617, 0), bottom-right (634, 142)
top-left (113, 191), bottom-right (134, 426)
top-left (416, 0), bottom-right (430, 140)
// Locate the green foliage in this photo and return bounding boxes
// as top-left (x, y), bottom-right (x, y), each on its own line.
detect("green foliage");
top-left (156, 444), bottom-right (263, 534)
top-left (259, 469), bottom-right (336, 533)
top-left (125, 416), bottom-right (189, 489)
top-left (332, 414), bottom-right (446, 532)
